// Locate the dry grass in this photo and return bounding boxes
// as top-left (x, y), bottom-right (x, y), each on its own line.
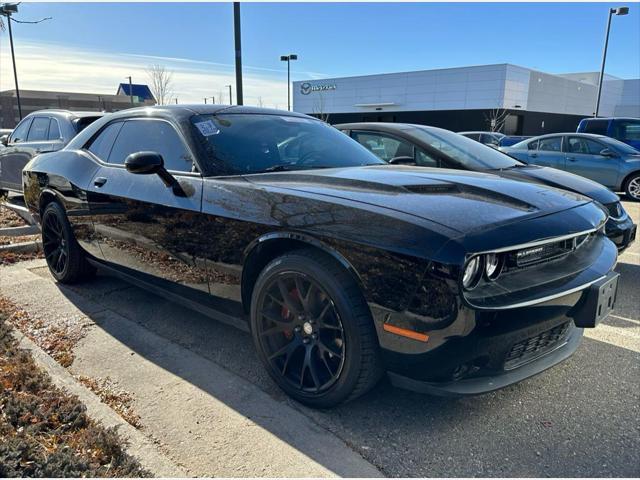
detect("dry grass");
top-left (76, 376), bottom-right (142, 429)
top-left (0, 297), bottom-right (81, 368)
top-left (0, 309), bottom-right (150, 477)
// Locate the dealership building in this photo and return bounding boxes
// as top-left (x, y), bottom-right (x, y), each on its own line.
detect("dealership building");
top-left (293, 64), bottom-right (640, 135)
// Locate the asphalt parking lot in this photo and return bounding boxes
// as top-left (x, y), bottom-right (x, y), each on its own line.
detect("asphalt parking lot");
top-left (2, 200), bottom-right (638, 477)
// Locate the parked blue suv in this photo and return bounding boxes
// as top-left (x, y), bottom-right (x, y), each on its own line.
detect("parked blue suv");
top-left (577, 117), bottom-right (640, 150)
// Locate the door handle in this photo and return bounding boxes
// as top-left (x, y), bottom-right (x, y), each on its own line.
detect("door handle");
top-left (93, 177), bottom-right (107, 187)
top-left (567, 156), bottom-right (577, 162)
top-left (530, 153), bottom-right (538, 158)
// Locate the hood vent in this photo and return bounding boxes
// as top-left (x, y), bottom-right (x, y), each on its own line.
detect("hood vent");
top-left (404, 183), bottom-right (534, 212)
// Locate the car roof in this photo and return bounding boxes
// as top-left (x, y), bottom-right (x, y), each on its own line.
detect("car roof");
top-left (581, 117), bottom-right (639, 121)
top-left (103, 104), bottom-right (315, 122)
top-left (530, 132), bottom-right (608, 140)
top-left (24, 109), bottom-right (105, 120)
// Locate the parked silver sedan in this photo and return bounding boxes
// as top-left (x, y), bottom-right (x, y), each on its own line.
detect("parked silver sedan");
top-left (501, 133), bottom-right (640, 200)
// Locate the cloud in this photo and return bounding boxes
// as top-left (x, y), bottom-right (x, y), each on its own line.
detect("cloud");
top-left (0, 39), bottom-right (325, 108)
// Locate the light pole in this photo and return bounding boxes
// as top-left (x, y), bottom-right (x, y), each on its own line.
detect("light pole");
top-left (125, 76), bottom-right (134, 107)
top-left (233, 2), bottom-right (243, 105)
top-left (226, 85), bottom-right (232, 105)
top-left (595, 6), bottom-right (629, 117)
top-left (1, 3), bottom-right (22, 120)
top-left (280, 54), bottom-right (298, 111)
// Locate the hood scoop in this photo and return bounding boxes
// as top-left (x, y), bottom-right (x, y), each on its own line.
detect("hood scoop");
top-left (404, 183), bottom-right (535, 212)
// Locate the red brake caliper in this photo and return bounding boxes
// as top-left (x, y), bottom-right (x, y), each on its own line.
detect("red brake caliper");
top-left (280, 288), bottom-right (301, 340)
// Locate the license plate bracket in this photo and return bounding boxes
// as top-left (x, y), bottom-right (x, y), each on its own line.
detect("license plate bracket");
top-left (572, 272), bottom-right (619, 328)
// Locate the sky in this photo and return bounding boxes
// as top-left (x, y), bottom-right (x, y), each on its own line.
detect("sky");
top-left (1, 2), bottom-right (639, 107)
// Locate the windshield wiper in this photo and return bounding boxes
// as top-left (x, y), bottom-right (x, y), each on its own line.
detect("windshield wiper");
top-left (262, 164), bottom-right (295, 172)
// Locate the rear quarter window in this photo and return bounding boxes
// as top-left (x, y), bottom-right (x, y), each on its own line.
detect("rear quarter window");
top-left (75, 116), bottom-right (103, 133)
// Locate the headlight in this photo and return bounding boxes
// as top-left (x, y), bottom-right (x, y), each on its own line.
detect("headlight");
top-left (485, 253), bottom-right (503, 280)
top-left (462, 256), bottom-right (482, 290)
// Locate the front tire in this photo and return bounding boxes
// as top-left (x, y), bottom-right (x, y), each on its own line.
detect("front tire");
top-left (41, 202), bottom-right (95, 283)
top-left (624, 173), bottom-right (640, 201)
top-left (250, 249), bottom-right (383, 408)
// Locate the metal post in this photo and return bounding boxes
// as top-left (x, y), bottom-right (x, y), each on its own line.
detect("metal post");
top-left (287, 58), bottom-right (291, 111)
top-left (228, 85), bottom-right (232, 105)
top-left (6, 15), bottom-right (22, 120)
top-left (204, 98), bottom-right (207, 104)
top-left (127, 76), bottom-right (134, 106)
top-left (233, 2), bottom-right (243, 105)
top-left (595, 10), bottom-right (614, 117)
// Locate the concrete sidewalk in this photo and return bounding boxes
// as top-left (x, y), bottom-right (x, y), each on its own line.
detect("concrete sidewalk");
top-left (0, 259), bottom-right (382, 478)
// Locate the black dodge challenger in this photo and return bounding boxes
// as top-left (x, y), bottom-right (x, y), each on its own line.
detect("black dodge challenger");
top-left (22, 106), bottom-right (619, 408)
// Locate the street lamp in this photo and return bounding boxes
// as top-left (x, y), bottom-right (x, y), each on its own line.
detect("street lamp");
top-left (1, 3), bottom-right (22, 120)
top-left (280, 54), bottom-right (298, 111)
top-left (595, 6), bottom-right (629, 117)
top-left (226, 85), bottom-right (232, 105)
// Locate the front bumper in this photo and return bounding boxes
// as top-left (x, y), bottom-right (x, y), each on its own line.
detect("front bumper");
top-left (605, 215), bottom-right (637, 251)
top-left (388, 324), bottom-right (582, 396)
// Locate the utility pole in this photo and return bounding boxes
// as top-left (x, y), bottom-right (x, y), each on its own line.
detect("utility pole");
top-left (233, 2), bottom-right (243, 105)
top-left (280, 54), bottom-right (298, 111)
top-left (226, 85), bottom-right (232, 105)
top-left (6, 12), bottom-right (21, 119)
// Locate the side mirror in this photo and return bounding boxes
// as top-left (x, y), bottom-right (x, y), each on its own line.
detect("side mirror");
top-left (0, 135), bottom-right (8, 146)
top-left (124, 151), bottom-right (187, 197)
top-left (124, 151), bottom-right (164, 174)
top-left (599, 148), bottom-right (617, 158)
top-left (388, 156), bottom-right (416, 165)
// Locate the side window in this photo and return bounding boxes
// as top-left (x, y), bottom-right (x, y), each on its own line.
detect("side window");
top-left (480, 133), bottom-right (499, 145)
top-left (27, 117), bottom-right (50, 142)
top-left (8, 118), bottom-right (32, 143)
top-left (415, 148), bottom-right (439, 168)
top-left (582, 120), bottom-right (609, 135)
top-left (351, 131), bottom-right (414, 162)
top-left (614, 121), bottom-right (640, 142)
top-left (568, 137), bottom-right (606, 155)
top-left (538, 137), bottom-right (562, 152)
top-left (527, 140), bottom-right (539, 150)
top-left (88, 122), bottom-right (124, 162)
top-left (108, 120), bottom-right (194, 172)
top-left (48, 119), bottom-right (61, 140)
top-left (463, 133), bottom-right (480, 141)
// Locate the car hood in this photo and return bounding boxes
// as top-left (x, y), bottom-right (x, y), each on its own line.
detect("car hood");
top-left (246, 165), bottom-right (593, 235)
top-left (494, 165), bottom-right (619, 205)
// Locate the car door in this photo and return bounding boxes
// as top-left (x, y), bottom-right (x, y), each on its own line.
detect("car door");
top-left (85, 117), bottom-right (210, 294)
top-left (0, 117), bottom-right (33, 192)
top-left (564, 136), bottom-right (619, 187)
top-left (350, 130), bottom-right (418, 163)
top-left (528, 136), bottom-right (564, 169)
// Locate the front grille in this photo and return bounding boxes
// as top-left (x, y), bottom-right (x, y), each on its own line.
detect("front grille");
top-left (605, 202), bottom-right (623, 219)
top-left (507, 233), bottom-right (593, 269)
top-left (504, 322), bottom-right (570, 370)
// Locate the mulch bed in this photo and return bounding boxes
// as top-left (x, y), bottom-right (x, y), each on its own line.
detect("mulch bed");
top-left (0, 206), bottom-right (43, 266)
top-left (0, 308), bottom-right (150, 477)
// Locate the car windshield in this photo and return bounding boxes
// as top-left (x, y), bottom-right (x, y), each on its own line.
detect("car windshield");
top-left (409, 126), bottom-right (523, 169)
top-left (602, 135), bottom-right (640, 155)
top-left (191, 114), bottom-right (384, 175)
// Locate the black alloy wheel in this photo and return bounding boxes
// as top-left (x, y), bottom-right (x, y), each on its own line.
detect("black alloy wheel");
top-left (257, 272), bottom-right (346, 393)
top-left (41, 202), bottom-right (95, 283)
top-left (42, 209), bottom-right (69, 276)
top-left (251, 249), bottom-right (382, 408)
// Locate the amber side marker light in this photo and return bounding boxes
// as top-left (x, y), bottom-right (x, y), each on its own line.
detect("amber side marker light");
top-left (383, 323), bottom-right (429, 342)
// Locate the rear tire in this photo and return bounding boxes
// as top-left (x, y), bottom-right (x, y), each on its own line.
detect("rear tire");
top-left (624, 173), bottom-right (640, 201)
top-left (250, 248), bottom-right (383, 408)
top-left (41, 202), bottom-right (96, 284)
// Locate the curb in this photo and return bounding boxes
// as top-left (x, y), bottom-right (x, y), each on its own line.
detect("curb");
top-left (11, 330), bottom-right (188, 477)
top-left (0, 225), bottom-right (40, 237)
top-left (0, 240), bottom-right (41, 253)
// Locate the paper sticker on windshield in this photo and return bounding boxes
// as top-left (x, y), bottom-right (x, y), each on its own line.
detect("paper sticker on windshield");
top-left (194, 120), bottom-right (219, 136)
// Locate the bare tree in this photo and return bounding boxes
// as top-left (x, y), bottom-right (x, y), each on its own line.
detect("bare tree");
top-left (146, 64), bottom-right (174, 106)
top-left (312, 92), bottom-right (330, 123)
top-left (484, 108), bottom-right (509, 133)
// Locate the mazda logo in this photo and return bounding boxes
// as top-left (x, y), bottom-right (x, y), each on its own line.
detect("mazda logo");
top-left (300, 82), bottom-right (312, 95)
